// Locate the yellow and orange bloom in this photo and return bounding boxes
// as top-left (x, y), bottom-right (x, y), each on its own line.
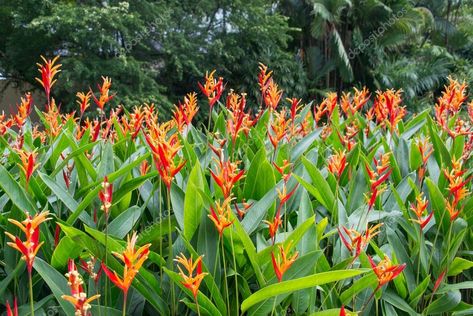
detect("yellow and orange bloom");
top-left (98, 176), bottom-right (113, 216)
top-left (271, 241), bottom-right (299, 282)
top-left (263, 79), bottom-right (283, 110)
top-left (234, 200), bottom-right (252, 220)
top-left (198, 70), bottom-right (224, 110)
top-left (226, 92), bottom-right (255, 144)
top-left (264, 212), bottom-right (282, 245)
top-left (416, 137), bottom-right (433, 181)
top-left (76, 91), bottom-right (92, 116)
top-left (174, 253), bottom-right (208, 299)
top-left (328, 150), bottom-right (347, 180)
top-left (13, 92), bottom-right (33, 128)
top-left (338, 224), bottom-right (382, 258)
top-left (92, 76), bottom-right (114, 112)
top-left (444, 158), bottom-right (471, 209)
top-left (35, 55), bottom-right (61, 103)
top-left (368, 255), bottom-right (406, 289)
top-left (5, 210), bottom-right (51, 273)
top-left (268, 108), bottom-right (290, 149)
top-left (173, 92), bottom-right (199, 132)
top-left (373, 89), bottom-right (405, 132)
top-left (208, 198), bottom-right (234, 236)
top-left (62, 259), bottom-right (100, 316)
top-left (273, 159), bottom-right (292, 184)
top-left (410, 193), bottom-right (433, 230)
top-left (258, 63), bottom-right (273, 99)
top-left (314, 92), bottom-right (338, 124)
top-left (17, 149), bottom-right (39, 189)
top-left (446, 200), bottom-right (462, 222)
top-left (0, 111), bottom-right (13, 135)
top-left (210, 158), bottom-right (245, 198)
top-left (434, 78), bottom-right (467, 132)
top-left (365, 153), bottom-right (391, 210)
top-left (43, 98), bottom-right (63, 138)
top-left (101, 232), bottom-right (151, 296)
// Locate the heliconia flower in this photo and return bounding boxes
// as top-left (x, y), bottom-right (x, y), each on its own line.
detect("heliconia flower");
top-left (101, 232), bottom-right (151, 296)
top-left (410, 193), bottom-right (433, 229)
top-left (13, 92), bottom-right (33, 128)
top-left (79, 256), bottom-right (102, 284)
top-left (35, 55), bottom-right (61, 103)
top-left (226, 91), bottom-right (255, 144)
top-left (368, 255), bottom-right (406, 289)
top-left (264, 211), bottom-right (282, 244)
top-left (173, 92), bottom-right (199, 132)
top-left (365, 153), bottom-right (391, 210)
top-left (5, 210), bottom-right (51, 273)
top-left (277, 184), bottom-right (298, 207)
top-left (337, 122), bottom-right (359, 151)
top-left (61, 259), bottom-right (101, 316)
top-left (234, 200), bottom-right (252, 219)
top-left (314, 92), bottom-right (337, 124)
top-left (6, 298), bottom-right (18, 316)
top-left (273, 159), bottom-right (292, 184)
top-left (446, 200), bottom-right (462, 222)
top-left (338, 224), bottom-right (383, 258)
top-left (174, 253), bottom-right (208, 299)
top-left (32, 126), bottom-right (47, 144)
top-left (208, 198), bottom-right (234, 236)
top-left (328, 150), bottom-right (347, 180)
top-left (340, 87), bottom-right (370, 116)
top-left (43, 98), bottom-right (63, 138)
top-left (118, 106), bottom-right (145, 139)
top-left (210, 158), bottom-right (245, 198)
top-left (444, 158), bottom-right (471, 208)
top-left (268, 108), bottom-right (290, 149)
top-left (263, 79), bottom-right (283, 110)
top-left (271, 241), bottom-right (299, 282)
top-left (17, 149), bottom-right (39, 189)
top-left (198, 70), bottom-right (224, 110)
top-left (140, 160), bottom-right (151, 176)
top-left (0, 111), bottom-right (13, 135)
top-left (435, 78), bottom-right (467, 130)
top-left (416, 137), bottom-right (433, 181)
top-left (98, 176), bottom-right (113, 216)
top-left (287, 97), bottom-right (303, 124)
top-left (373, 89), bottom-right (405, 132)
top-left (77, 91), bottom-right (92, 116)
top-left (91, 76), bottom-right (114, 112)
top-left (258, 63), bottom-right (273, 99)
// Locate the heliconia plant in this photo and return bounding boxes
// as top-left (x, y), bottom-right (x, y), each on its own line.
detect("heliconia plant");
top-left (1, 55), bottom-right (473, 316)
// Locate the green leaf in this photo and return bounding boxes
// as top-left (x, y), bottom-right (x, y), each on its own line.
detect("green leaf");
top-left (108, 205), bottom-right (143, 238)
top-left (0, 165), bottom-right (36, 213)
top-left (448, 257), bottom-right (473, 277)
top-left (184, 161), bottom-right (205, 240)
top-left (241, 269), bottom-right (367, 312)
top-left (51, 236), bottom-right (83, 269)
top-left (425, 290), bottom-right (461, 314)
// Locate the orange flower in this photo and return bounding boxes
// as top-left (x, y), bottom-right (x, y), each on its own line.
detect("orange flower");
top-left (328, 150), bottom-right (347, 180)
top-left (314, 92), bottom-right (337, 124)
top-left (341, 87), bottom-right (370, 116)
top-left (35, 55), bottom-right (61, 102)
top-left (77, 91), bottom-right (92, 116)
top-left (101, 232), bottom-right (151, 295)
top-left (6, 298), bottom-right (18, 316)
top-left (0, 111), bottom-right (13, 135)
top-left (173, 92), bottom-right (199, 132)
top-left (263, 79), bottom-right (283, 110)
top-left (446, 200), bottom-right (462, 222)
top-left (5, 210), bottom-right (51, 273)
top-left (208, 198), bottom-right (234, 236)
top-left (264, 212), bottom-right (282, 244)
top-left (175, 253), bottom-right (208, 299)
top-left (410, 193), bottom-right (433, 229)
top-left (210, 158), bottom-right (245, 198)
top-left (140, 160), bottom-right (151, 176)
top-left (337, 122), bottom-right (358, 151)
top-left (62, 259), bottom-right (100, 316)
top-left (17, 149), bottom-right (39, 189)
top-left (198, 70), bottom-right (224, 109)
top-left (234, 200), bottom-right (252, 220)
top-left (271, 241), bottom-right (299, 282)
top-left (444, 158), bottom-right (471, 208)
top-left (368, 255), bottom-right (406, 288)
top-left (373, 89), bottom-right (405, 132)
top-left (277, 184), bottom-right (298, 207)
top-left (258, 63), bottom-right (273, 98)
top-left (338, 224), bottom-right (382, 258)
top-left (226, 92), bottom-right (254, 144)
top-left (268, 108), bottom-right (290, 149)
top-left (43, 98), bottom-right (63, 138)
top-left (365, 153), bottom-right (391, 210)
top-left (98, 176), bottom-right (113, 216)
top-left (435, 78), bottom-right (467, 130)
top-left (13, 92), bottom-right (33, 128)
top-left (92, 76), bottom-right (114, 112)
top-left (273, 159), bottom-right (292, 184)
top-left (145, 120), bottom-right (186, 190)
top-left (416, 137), bottom-right (433, 180)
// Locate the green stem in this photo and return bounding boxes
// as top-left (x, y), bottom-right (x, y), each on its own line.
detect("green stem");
top-left (221, 238), bottom-right (230, 316)
top-left (230, 229), bottom-right (239, 316)
top-left (104, 214), bottom-right (109, 315)
top-left (167, 189), bottom-right (175, 315)
top-left (122, 291), bottom-right (127, 316)
top-left (270, 295), bottom-right (278, 316)
top-left (29, 270), bottom-right (34, 316)
top-left (209, 238), bottom-right (220, 303)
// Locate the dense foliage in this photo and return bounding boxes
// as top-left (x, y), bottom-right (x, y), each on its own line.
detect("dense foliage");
top-left (1, 56), bottom-right (473, 316)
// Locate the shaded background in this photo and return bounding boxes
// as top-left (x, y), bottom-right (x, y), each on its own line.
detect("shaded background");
top-left (1, 0), bottom-right (472, 117)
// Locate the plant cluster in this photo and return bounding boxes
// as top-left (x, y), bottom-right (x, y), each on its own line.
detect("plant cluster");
top-left (1, 56), bottom-right (473, 316)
